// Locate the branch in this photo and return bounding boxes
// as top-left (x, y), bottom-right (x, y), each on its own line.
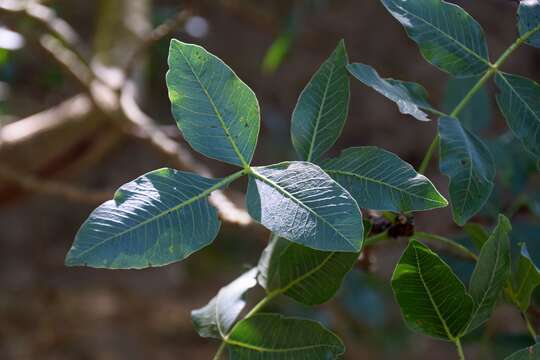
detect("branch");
top-left (0, 164), bottom-right (112, 204)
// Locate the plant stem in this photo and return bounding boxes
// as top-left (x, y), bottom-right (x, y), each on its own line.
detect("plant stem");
top-left (213, 342), bottom-right (226, 360)
top-left (418, 24), bottom-right (540, 174)
top-left (523, 311), bottom-right (538, 342)
top-left (454, 338), bottom-right (466, 360)
top-left (413, 232), bottom-right (478, 261)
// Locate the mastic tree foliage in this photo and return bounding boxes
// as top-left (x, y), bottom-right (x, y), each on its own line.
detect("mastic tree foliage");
top-left (65, 0), bottom-right (540, 359)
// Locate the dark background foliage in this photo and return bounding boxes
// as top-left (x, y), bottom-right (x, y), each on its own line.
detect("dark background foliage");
top-left (0, 0), bottom-right (539, 359)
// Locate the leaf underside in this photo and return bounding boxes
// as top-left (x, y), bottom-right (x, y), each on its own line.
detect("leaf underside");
top-left (66, 169), bottom-right (221, 269)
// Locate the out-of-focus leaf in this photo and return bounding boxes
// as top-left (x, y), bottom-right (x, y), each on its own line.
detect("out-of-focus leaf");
top-left (505, 343), bottom-right (540, 360)
top-left (513, 243), bottom-right (540, 311)
top-left (380, 0), bottom-right (490, 77)
top-left (392, 240), bottom-right (474, 340)
top-left (347, 63), bottom-right (436, 121)
top-left (262, 32), bottom-right (294, 74)
top-left (467, 214), bottom-right (512, 332)
top-left (226, 314), bottom-right (345, 359)
top-left (443, 76), bottom-right (492, 132)
top-left (322, 146), bottom-right (448, 212)
top-left (191, 268), bottom-right (258, 339)
top-left (464, 223), bottom-right (489, 251)
top-left (167, 39), bottom-right (260, 167)
top-left (65, 169), bottom-right (222, 269)
top-left (518, 0), bottom-right (540, 48)
top-left (495, 72), bottom-right (540, 159)
top-left (439, 116), bottom-right (495, 226)
top-left (247, 162), bottom-right (364, 252)
top-left (291, 40), bottom-right (350, 162)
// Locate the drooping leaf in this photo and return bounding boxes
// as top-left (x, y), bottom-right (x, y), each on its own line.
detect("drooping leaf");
top-left (495, 72), bottom-right (540, 159)
top-left (468, 214), bottom-right (512, 332)
top-left (391, 240), bottom-right (474, 340)
top-left (513, 243), bottom-right (540, 312)
top-left (463, 223), bottom-right (489, 251)
top-left (438, 116), bottom-right (496, 226)
top-left (258, 236), bottom-right (358, 305)
top-left (167, 39), bottom-right (260, 167)
top-left (347, 63), bottom-right (436, 121)
top-left (291, 40), bottom-right (350, 162)
top-left (322, 146), bottom-right (448, 212)
top-left (518, 0), bottom-right (540, 48)
top-left (380, 0), bottom-right (490, 77)
top-left (191, 268), bottom-right (258, 339)
top-left (65, 169), bottom-right (222, 269)
top-left (226, 314), bottom-right (345, 359)
top-left (247, 161), bottom-right (364, 252)
top-left (505, 344), bottom-right (540, 360)
top-left (443, 76), bottom-right (492, 133)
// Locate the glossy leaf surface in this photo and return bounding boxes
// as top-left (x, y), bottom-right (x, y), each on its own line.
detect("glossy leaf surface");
top-left (347, 63), bottom-right (435, 121)
top-left (192, 268), bottom-right (258, 339)
top-left (227, 314), bottom-right (345, 359)
top-left (495, 72), bottom-right (540, 159)
top-left (291, 40), bottom-right (350, 162)
top-left (167, 39), bottom-right (260, 167)
top-left (468, 215), bottom-right (512, 332)
top-left (380, 0), bottom-right (490, 77)
top-left (392, 240), bottom-right (474, 340)
top-left (247, 162), bottom-right (364, 252)
top-left (322, 147), bottom-right (448, 212)
top-left (66, 169), bottom-right (221, 269)
top-left (439, 116), bottom-right (495, 226)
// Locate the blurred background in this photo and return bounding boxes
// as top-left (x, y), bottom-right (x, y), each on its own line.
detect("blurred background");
top-left (0, 0), bottom-right (539, 359)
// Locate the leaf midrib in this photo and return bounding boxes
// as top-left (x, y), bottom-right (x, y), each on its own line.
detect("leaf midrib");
top-left (226, 338), bottom-right (341, 353)
top-left (251, 168), bottom-right (358, 251)
top-left (391, 0), bottom-right (489, 67)
top-left (176, 45), bottom-right (249, 167)
top-left (324, 168), bottom-right (445, 206)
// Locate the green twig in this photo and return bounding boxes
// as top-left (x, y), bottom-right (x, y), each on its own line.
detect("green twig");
top-left (413, 231), bottom-right (478, 261)
top-left (454, 338), bottom-right (466, 360)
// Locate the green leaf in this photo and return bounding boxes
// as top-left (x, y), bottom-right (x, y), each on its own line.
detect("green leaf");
top-left (495, 72), bottom-right (540, 159)
top-left (463, 223), bottom-right (489, 251)
top-left (66, 169), bottom-right (224, 269)
top-left (258, 236), bottom-right (358, 305)
top-left (380, 0), bottom-right (490, 77)
top-left (291, 40), bottom-right (350, 162)
top-left (191, 268), bottom-right (258, 339)
top-left (443, 76), bottom-right (492, 133)
top-left (166, 39), bottom-right (260, 167)
top-left (247, 161), bottom-right (364, 252)
top-left (513, 243), bottom-right (540, 312)
top-left (347, 63), bottom-right (436, 121)
top-left (226, 314), bottom-right (345, 359)
top-left (518, 0), bottom-right (540, 48)
top-left (322, 146), bottom-right (448, 212)
top-left (391, 240), bottom-right (474, 340)
top-left (468, 214), bottom-right (512, 332)
top-left (505, 344), bottom-right (540, 360)
top-left (438, 116), bottom-right (495, 226)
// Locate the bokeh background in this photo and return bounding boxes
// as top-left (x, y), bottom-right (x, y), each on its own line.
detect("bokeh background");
top-left (1, 0), bottom-right (539, 359)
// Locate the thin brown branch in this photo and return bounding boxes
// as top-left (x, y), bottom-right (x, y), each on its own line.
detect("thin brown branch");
top-left (0, 164), bottom-right (112, 204)
top-left (123, 9), bottom-right (191, 76)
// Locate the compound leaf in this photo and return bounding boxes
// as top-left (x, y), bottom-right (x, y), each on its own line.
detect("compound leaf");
top-left (439, 116), bottom-right (495, 226)
top-left (495, 72), bottom-right (540, 159)
top-left (247, 162), bottom-right (364, 252)
top-left (467, 214), bottom-right (512, 332)
top-left (513, 243), bottom-right (540, 312)
top-left (227, 314), bottom-right (345, 359)
top-left (347, 63), bottom-right (436, 121)
top-left (518, 0), bottom-right (540, 48)
top-left (258, 236), bottom-right (358, 305)
top-left (291, 40), bottom-right (350, 162)
top-left (380, 0), bottom-right (490, 77)
top-left (392, 240), bottom-right (474, 340)
top-left (167, 39), bottom-right (260, 167)
top-left (322, 146), bottom-right (448, 212)
top-left (192, 268), bottom-right (258, 339)
top-left (66, 169), bottom-right (222, 269)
